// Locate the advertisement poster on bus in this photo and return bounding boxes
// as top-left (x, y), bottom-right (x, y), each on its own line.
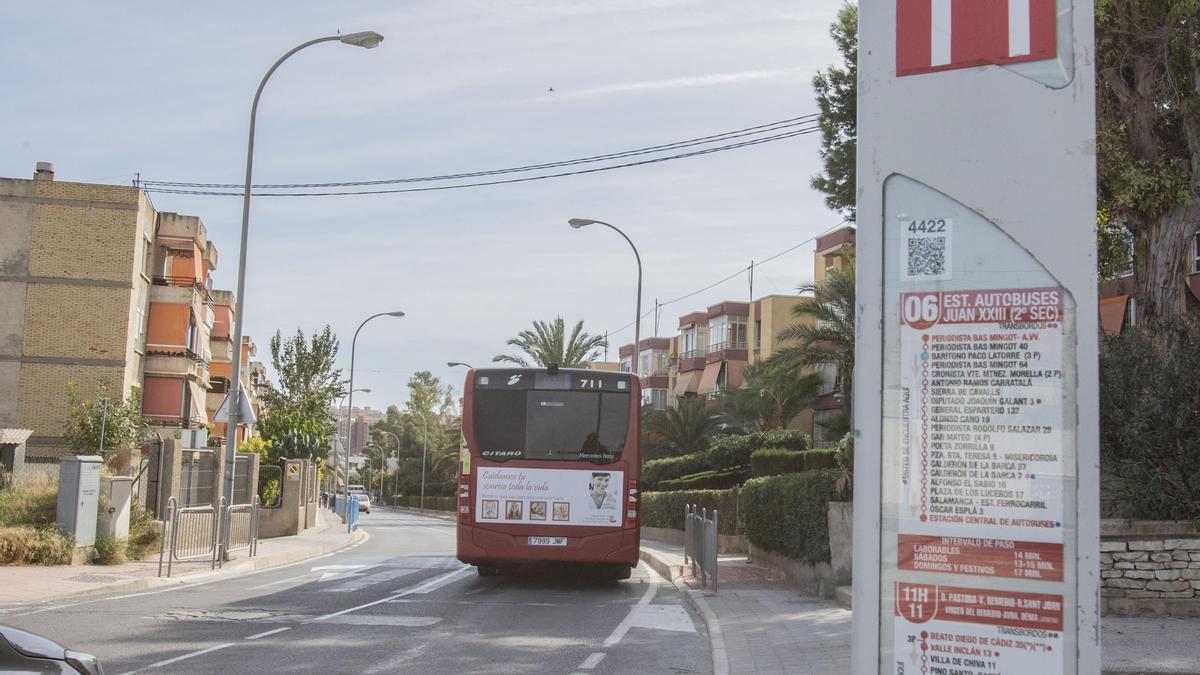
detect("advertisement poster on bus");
top-left (475, 467), bottom-right (623, 527)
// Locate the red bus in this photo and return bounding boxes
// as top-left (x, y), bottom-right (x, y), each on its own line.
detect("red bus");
top-left (456, 366), bottom-right (641, 579)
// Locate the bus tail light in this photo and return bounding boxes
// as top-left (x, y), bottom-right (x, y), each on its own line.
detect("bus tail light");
top-left (458, 476), bottom-right (472, 524)
top-left (626, 479), bottom-right (639, 524)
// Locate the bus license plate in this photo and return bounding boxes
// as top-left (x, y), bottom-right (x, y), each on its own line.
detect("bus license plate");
top-left (528, 536), bottom-right (567, 547)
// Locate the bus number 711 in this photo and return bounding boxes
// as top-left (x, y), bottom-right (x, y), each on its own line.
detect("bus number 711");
top-left (579, 379), bottom-right (604, 389)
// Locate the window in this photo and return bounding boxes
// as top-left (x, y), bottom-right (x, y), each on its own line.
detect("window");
top-left (473, 389), bottom-right (629, 462)
top-left (815, 362), bottom-right (839, 394)
top-left (813, 409), bottom-right (841, 447)
top-left (186, 311), bottom-right (197, 353)
top-left (639, 348), bottom-right (667, 376)
top-left (642, 388), bottom-right (667, 410)
top-left (620, 355), bottom-right (633, 373)
top-left (708, 315), bottom-right (747, 351)
top-left (680, 325), bottom-right (708, 358)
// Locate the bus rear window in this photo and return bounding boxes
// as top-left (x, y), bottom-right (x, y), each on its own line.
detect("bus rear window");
top-left (473, 389), bottom-right (629, 463)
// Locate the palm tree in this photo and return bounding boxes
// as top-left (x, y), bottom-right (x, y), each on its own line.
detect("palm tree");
top-left (720, 362), bottom-right (823, 432)
top-left (643, 398), bottom-right (723, 457)
top-left (493, 317), bottom-right (607, 368)
top-left (774, 256), bottom-right (856, 405)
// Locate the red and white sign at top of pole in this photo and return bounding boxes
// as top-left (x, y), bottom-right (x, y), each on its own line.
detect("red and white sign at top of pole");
top-left (896, 0), bottom-right (1057, 76)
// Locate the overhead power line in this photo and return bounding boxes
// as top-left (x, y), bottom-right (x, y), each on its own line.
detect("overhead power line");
top-left (141, 117), bottom-right (819, 197)
top-left (601, 223), bottom-right (850, 343)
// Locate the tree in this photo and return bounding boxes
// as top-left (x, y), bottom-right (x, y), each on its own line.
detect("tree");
top-left (1096, 2), bottom-right (1200, 329)
top-left (720, 363), bottom-right (823, 432)
top-left (643, 399), bottom-right (723, 458)
top-left (257, 325), bottom-right (345, 461)
top-left (810, 2), bottom-right (858, 222)
top-left (371, 372), bottom-right (463, 495)
top-left (493, 317), bottom-right (606, 367)
top-left (63, 379), bottom-right (149, 456)
top-left (774, 257), bottom-right (856, 412)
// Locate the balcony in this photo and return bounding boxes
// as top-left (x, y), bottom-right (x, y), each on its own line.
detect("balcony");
top-left (209, 376), bottom-right (230, 394)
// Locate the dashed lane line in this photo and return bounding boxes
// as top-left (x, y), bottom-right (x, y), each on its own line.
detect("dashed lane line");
top-left (578, 652), bottom-right (607, 670)
top-left (244, 627), bottom-right (291, 641)
top-left (115, 642), bottom-right (235, 675)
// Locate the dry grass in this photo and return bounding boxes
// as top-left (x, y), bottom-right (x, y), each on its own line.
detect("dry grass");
top-left (0, 526), bottom-right (74, 565)
top-left (0, 484), bottom-right (58, 528)
top-left (125, 507), bottom-right (161, 560)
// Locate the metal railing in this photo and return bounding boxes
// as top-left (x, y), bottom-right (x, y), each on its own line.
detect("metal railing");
top-left (158, 496), bottom-right (220, 577)
top-left (223, 502), bottom-right (259, 557)
top-left (684, 504), bottom-right (719, 592)
top-left (333, 494), bottom-right (361, 530)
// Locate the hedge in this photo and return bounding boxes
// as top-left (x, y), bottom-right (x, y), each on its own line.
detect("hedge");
top-left (739, 470), bottom-right (839, 564)
top-left (707, 429), bottom-right (811, 470)
top-left (750, 448), bottom-right (839, 477)
top-left (640, 489), bottom-right (738, 535)
top-left (642, 453), bottom-right (711, 489)
top-left (657, 467), bottom-right (750, 491)
top-left (391, 496), bottom-right (456, 511)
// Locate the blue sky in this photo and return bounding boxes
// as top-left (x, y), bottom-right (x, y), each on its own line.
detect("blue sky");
top-left (2, 0), bottom-right (847, 410)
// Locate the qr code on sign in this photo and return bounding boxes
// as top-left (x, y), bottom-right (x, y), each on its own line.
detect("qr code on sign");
top-left (906, 237), bottom-right (946, 277)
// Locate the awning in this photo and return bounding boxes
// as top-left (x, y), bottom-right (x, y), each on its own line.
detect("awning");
top-left (672, 371), bottom-right (699, 397)
top-left (696, 361), bottom-right (723, 396)
top-left (1099, 295), bottom-right (1128, 336)
top-left (0, 429), bottom-right (33, 445)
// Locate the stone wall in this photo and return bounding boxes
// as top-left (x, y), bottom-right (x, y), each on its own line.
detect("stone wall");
top-left (1101, 519), bottom-right (1200, 617)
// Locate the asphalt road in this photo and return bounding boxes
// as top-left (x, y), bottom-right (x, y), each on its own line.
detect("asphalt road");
top-left (2, 509), bottom-right (711, 674)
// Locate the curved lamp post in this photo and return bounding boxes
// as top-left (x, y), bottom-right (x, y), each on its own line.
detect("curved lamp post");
top-left (446, 361), bottom-right (474, 369)
top-left (568, 218), bottom-right (642, 369)
top-left (222, 30), bottom-right (385, 514)
top-left (343, 310), bottom-right (404, 531)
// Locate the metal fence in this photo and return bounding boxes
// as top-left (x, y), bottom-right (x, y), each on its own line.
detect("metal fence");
top-left (684, 504), bottom-right (719, 592)
top-left (333, 494), bottom-right (361, 530)
top-left (258, 465), bottom-right (282, 508)
top-left (159, 496), bottom-right (219, 577)
top-left (180, 450), bottom-right (216, 507)
top-left (231, 455), bottom-right (252, 505)
top-left (12, 456), bottom-right (60, 486)
top-left (223, 502), bottom-right (259, 556)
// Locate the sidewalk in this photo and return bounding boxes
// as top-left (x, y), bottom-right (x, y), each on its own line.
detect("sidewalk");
top-left (0, 509), bottom-right (364, 610)
top-left (640, 537), bottom-right (1200, 675)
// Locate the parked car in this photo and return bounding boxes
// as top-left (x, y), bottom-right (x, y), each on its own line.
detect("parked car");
top-left (0, 625), bottom-right (103, 674)
top-left (348, 485), bottom-right (371, 513)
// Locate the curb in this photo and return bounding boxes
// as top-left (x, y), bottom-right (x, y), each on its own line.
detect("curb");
top-left (640, 547), bottom-right (729, 675)
top-left (6, 526), bottom-right (368, 609)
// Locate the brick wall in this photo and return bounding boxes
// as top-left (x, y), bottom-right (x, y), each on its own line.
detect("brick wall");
top-left (1100, 520), bottom-right (1200, 616)
top-left (23, 284), bottom-right (131, 359)
top-left (18, 362), bottom-right (125, 454)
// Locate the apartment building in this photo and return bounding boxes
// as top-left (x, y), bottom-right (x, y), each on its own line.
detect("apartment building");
top-left (0, 163), bottom-right (262, 457)
top-left (622, 225), bottom-right (856, 442)
top-left (618, 337), bottom-right (671, 409)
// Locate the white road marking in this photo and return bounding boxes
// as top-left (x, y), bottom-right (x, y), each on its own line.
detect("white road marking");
top-left (318, 615), bottom-right (442, 627)
top-left (578, 652), bottom-right (606, 670)
top-left (244, 627), bottom-right (291, 640)
top-left (602, 567), bottom-right (659, 647)
top-left (116, 642), bottom-right (235, 673)
top-left (321, 567), bottom-right (419, 592)
top-left (629, 604), bottom-right (696, 633)
top-left (308, 567), bottom-right (470, 623)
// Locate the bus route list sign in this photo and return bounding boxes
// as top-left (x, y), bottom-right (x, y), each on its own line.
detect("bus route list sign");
top-left (894, 286), bottom-right (1067, 672)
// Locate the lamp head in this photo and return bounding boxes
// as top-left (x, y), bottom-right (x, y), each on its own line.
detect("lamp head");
top-left (568, 218), bottom-right (597, 229)
top-left (358, 388), bottom-right (372, 393)
top-left (340, 31), bottom-right (384, 49)
top-left (386, 310), bottom-right (406, 318)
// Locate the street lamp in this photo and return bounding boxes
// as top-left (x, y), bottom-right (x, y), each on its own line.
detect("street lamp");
top-left (568, 218), bottom-right (642, 369)
top-left (446, 361), bottom-right (474, 369)
top-left (381, 430), bottom-right (401, 506)
top-left (344, 310), bottom-right (404, 531)
top-left (221, 30), bottom-right (385, 513)
top-left (419, 413), bottom-right (430, 511)
top-left (365, 442), bottom-right (384, 501)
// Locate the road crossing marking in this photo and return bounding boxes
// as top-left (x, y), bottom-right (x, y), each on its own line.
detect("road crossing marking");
top-left (320, 567), bottom-right (420, 592)
top-left (602, 567), bottom-right (659, 647)
top-left (308, 566), bottom-right (470, 623)
top-left (578, 652), bottom-right (607, 669)
top-left (244, 627), bottom-right (291, 640)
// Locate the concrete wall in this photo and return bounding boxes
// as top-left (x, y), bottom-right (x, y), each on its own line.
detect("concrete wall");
top-left (1101, 520), bottom-right (1200, 617)
top-left (827, 501), bottom-right (853, 586)
top-left (259, 459), bottom-right (308, 539)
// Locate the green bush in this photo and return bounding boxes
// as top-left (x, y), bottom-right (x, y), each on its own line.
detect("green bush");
top-left (0, 485), bottom-right (58, 528)
top-left (92, 535), bottom-right (127, 565)
top-left (707, 430), bottom-right (811, 470)
top-left (657, 467), bottom-right (750, 491)
top-left (0, 526), bottom-right (74, 565)
top-left (750, 448), bottom-right (839, 477)
top-left (740, 470), bottom-right (839, 564)
top-left (640, 489), bottom-right (739, 535)
top-left (750, 448), bottom-right (805, 476)
top-left (641, 453), bottom-right (711, 489)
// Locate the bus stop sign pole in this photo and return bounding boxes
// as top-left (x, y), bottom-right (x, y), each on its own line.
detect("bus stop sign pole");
top-left (852, 2), bottom-right (1100, 673)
